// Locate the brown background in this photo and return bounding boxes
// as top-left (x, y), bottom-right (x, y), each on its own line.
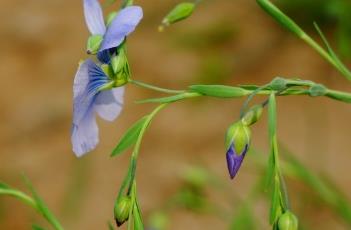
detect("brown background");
top-left (0, 0), bottom-right (351, 229)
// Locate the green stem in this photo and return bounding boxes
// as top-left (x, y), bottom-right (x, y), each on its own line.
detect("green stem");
top-left (129, 103), bottom-right (169, 181)
top-left (130, 79), bottom-right (186, 94)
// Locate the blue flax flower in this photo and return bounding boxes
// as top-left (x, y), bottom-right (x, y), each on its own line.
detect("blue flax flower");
top-left (225, 122), bottom-right (251, 179)
top-left (83, 0), bottom-right (143, 62)
top-left (72, 59), bottom-right (124, 157)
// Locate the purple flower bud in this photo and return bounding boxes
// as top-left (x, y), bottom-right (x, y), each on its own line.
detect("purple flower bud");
top-left (226, 144), bottom-right (248, 179)
top-left (225, 122), bottom-right (251, 179)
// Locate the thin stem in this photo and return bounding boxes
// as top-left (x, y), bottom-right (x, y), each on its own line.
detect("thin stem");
top-left (129, 103), bottom-right (169, 181)
top-left (130, 79), bottom-right (186, 94)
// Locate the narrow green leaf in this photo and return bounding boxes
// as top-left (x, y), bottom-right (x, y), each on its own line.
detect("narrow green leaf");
top-left (326, 89), bottom-right (351, 103)
top-left (256, 0), bottom-right (305, 37)
top-left (270, 177), bottom-right (282, 225)
top-left (111, 116), bottom-right (148, 157)
top-left (189, 85), bottom-right (250, 98)
top-left (314, 23), bottom-right (351, 80)
top-left (133, 202), bottom-right (144, 230)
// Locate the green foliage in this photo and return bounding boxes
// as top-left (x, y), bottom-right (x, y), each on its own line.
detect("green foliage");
top-left (111, 116), bottom-right (148, 157)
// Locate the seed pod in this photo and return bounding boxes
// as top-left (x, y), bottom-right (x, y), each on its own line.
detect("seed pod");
top-left (309, 84), bottom-right (327, 97)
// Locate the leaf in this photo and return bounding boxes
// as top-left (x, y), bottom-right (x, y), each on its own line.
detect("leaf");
top-left (189, 85), bottom-right (250, 98)
top-left (314, 22), bottom-right (351, 81)
top-left (133, 202), bottom-right (144, 230)
top-left (111, 116), bottom-right (148, 157)
top-left (270, 177), bottom-right (282, 225)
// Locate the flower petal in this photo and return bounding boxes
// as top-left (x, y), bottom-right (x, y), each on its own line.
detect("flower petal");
top-left (99, 6), bottom-right (143, 52)
top-left (226, 144), bottom-right (248, 179)
top-left (71, 111), bottom-right (99, 157)
top-left (94, 87), bottom-right (124, 121)
top-left (73, 59), bottom-right (109, 125)
top-left (83, 0), bottom-right (106, 35)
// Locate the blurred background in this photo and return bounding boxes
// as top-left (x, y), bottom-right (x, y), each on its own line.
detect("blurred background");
top-left (1, 0), bottom-right (351, 229)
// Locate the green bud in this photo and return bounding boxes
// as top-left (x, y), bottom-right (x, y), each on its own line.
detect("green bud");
top-left (162, 2), bottom-right (195, 26)
top-left (111, 49), bottom-right (127, 75)
top-left (278, 211), bottom-right (298, 230)
top-left (106, 12), bottom-right (118, 26)
top-left (241, 104), bottom-right (263, 126)
top-left (114, 196), bottom-right (132, 227)
top-left (309, 84), bottom-right (327, 97)
top-left (225, 121), bottom-right (251, 153)
top-left (87, 35), bottom-right (103, 55)
top-left (270, 77), bottom-right (287, 91)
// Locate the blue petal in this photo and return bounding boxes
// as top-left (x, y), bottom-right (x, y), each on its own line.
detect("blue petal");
top-left (72, 59), bottom-right (110, 156)
top-left (94, 87), bottom-right (124, 121)
top-left (72, 59), bottom-right (109, 125)
top-left (99, 6), bottom-right (143, 52)
top-left (71, 111), bottom-right (99, 157)
top-left (83, 0), bottom-right (106, 35)
top-left (226, 144), bottom-right (248, 179)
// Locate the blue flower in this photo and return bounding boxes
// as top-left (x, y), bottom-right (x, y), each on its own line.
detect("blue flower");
top-left (71, 59), bottom-right (124, 157)
top-left (83, 0), bottom-right (143, 62)
top-left (225, 121), bottom-right (251, 179)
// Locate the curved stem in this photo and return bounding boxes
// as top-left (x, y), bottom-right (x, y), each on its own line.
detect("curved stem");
top-left (129, 79), bottom-right (186, 94)
top-left (129, 103), bottom-right (169, 182)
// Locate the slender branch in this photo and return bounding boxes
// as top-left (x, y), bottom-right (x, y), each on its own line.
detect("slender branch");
top-left (130, 79), bottom-right (186, 94)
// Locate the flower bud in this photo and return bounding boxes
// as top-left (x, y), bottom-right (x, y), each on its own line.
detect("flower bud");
top-left (225, 121), bottom-right (251, 179)
top-left (162, 2), bottom-right (195, 27)
top-left (114, 196), bottom-right (132, 227)
top-left (241, 104), bottom-right (263, 126)
top-left (270, 77), bottom-right (287, 91)
top-left (278, 211), bottom-right (298, 230)
top-left (309, 84), bottom-right (327, 97)
top-left (87, 35), bottom-right (103, 55)
top-left (111, 49), bottom-right (127, 75)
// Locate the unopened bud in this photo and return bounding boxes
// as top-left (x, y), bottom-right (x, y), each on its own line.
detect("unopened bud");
top-left (278, 211), bottom-right (298, 230)
top-left (87, 35), bottom-right (103, 55)
top-left (309, 84), bottom-right (327, 97)
top-left (241, 104), bottom-right (263, 126)
top-left (270, 77), bottom-right (287, 91)
top-left (225, 121), bottom-right (251, 179)
top-left (111, 49), bottom-right (127, 75)
top-left (114, 196), bottom-right (132, 227)
top-left (162, 2), bottom-right (195, 26)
